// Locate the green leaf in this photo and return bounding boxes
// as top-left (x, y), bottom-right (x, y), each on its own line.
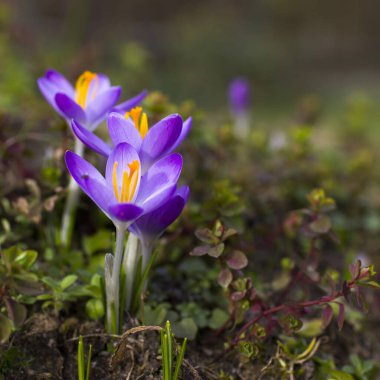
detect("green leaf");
top-left (10, 302), bottom-right (27, 327)
top-left (171, 318), bottom-right (198, 340)
top-left (142, 304), bottom-right (168, 326)
top-left (208, 308), bottom-right (229, 330)
top-left (83, 229), bottom-right (112, 256)
top-left (60, 274), bottom-right (78, 290)
top-left (86, 299), bottom-right (104, 321)
top-left (357, 280), bottom-right (380, 289)
top-left (326, 369), bottom-right (355, 380)
top-left (0, 313), bottom-right (13, 344)
top-left (310, 215), bottom-right (332, 234)
top-left (208, 243), bottom-right (224, 258)
top-left (14, 250), bottom-right (38, 268)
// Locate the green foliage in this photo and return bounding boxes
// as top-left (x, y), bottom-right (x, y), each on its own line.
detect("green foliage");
top-left (36, 274), bottom-right (88, 314)
top-left (342, 354), bottom-right (378, 380)
top-left (84, 274), bottom-right (105, 321)
top-left (160, 320), bottom-right (187, 380)
top-left (77, 336), bottom-right (92, 380)
top-left (0, 246), bottom-right (41, 342)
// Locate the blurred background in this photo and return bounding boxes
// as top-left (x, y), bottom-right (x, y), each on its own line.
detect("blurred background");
top-left (1, 0), bottom-right (380, 125)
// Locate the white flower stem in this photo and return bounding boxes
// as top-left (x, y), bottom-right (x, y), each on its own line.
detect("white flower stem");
top-left (124, 233), bottom-right (140, 312)
top-left (111, 225), bottom-right (126, 333)
top-left (234, 112), bottom-right (250, 140)
top-left (142, 241), bottom-right (152, 273)
top-left (60, 138), bottom-right (84, 247)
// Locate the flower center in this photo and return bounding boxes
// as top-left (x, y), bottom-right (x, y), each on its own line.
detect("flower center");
top-left (125, 107), bottom-right (148, 139)
top-left (75, 71), bottom-right (98, 108)
top-left (112, 160), bottom-right (140, 203)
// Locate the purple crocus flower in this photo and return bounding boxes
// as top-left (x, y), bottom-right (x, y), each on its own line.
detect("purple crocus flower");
top-left (229, 77), bottom-right (251, 116)
top-left (129, 184), bottom-right (189, 250)
top-left (71, 107), bottom-right (192, 173)
top-left (65, 142), bottom-right (183, 227)
top-left (38, 69), bottom-right (147, 131)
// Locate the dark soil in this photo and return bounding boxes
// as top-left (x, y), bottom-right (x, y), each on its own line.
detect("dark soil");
top-left (4, 311), bottom-right (380, 380)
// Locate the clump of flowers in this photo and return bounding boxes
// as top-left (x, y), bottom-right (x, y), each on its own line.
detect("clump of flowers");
top-left (39, 69), bottom-right (191, 334)
top-left (38, 69), bottom-right (147, 246)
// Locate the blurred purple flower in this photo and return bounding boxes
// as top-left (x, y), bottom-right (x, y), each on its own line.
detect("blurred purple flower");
top-left (65, 142), bottom-right (183, 227)
top-left (38, 69), bottom-right (146, 131)
top-left (229, 77), bottom-right (251, 115)
top-left (71, 107), bottom-right (192, 173)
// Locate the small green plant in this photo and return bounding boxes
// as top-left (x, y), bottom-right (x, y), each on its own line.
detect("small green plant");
top-left (342, 354), bottom-right (378, 380)
top-left (77, 335), bottom-right (92, 380)
top-left (0, 246), bottom-right (42, 343)
top-left (161, 320), bottom-right (187, 380)
top-left (37, 274), bottom-right (88, 314)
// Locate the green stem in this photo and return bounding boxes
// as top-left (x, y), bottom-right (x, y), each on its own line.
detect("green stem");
top-left (60, 138), bottom-right (84, 247)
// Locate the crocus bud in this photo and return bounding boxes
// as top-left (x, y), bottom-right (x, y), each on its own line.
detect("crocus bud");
top-left (229, 77), bottom-right (251, 116)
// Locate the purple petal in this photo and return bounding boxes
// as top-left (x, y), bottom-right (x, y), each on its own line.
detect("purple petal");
top-left (170, 116), bottom-right (192, 151)
top-left (135, 153), bottom-right (183, 212)
top-left (140, 114), bottom-right (182, 172)
top-left (113, 89), bottom-right (148, 112)
top-left (86, 86), bottom-right (122, 130)
top-left (130, 194), bottom-right (186, 244)
top-left (96, 74), bottom-right (111, 93)
top-left (105, 143), bottom-right (141, 200)
top-left (71, 120), bottom-right (112, 157)
top-left (45, 69), bottom-right (75, 96)
top-left (108, 203), bottom-right (143, 222)
top-left (107, 112), bottom-right (142, 151)
top-left (84, 177), bottom-right (116, 217)
top-left (177, 185), bottom-right (190, 203)
top-left (38, 78), bottom-right (66, 117)
top-left (55, 93), bottom-right (86, 124)
top-left (65, 151), bottom-right (113, 213)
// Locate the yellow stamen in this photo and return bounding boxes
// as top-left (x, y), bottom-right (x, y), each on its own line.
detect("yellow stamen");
top-left (75, 71), bottom-right (98, 108)
top-left (140, 113), bottom-right (148, 138)
top-left (128, 161), bottom-right (139, 200)
top-left (112, 162), bottom-right (119, 200)
top-left (125, 106), bottom-right (149, 139)
top-left (112, 160), bottom-right (140, 203)
top-left (120, 170), bottom-right (130, 203)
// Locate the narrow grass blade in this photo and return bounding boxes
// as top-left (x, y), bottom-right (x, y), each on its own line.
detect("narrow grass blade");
top-left (173, 338), bottom-right (187, 380)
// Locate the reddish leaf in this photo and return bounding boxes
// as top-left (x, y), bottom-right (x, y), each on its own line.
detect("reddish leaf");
top-left (195, 228), bottom-right (218, 244)
top-left (226, 250), bottom-right (248, 270)
top-left (321, 304), bottom-right (333, 329)
top-left (230, 291), bottom-right (246, 301)
top-left (349, 260), bottom-right (361, 280)
top-left (190, 245), bottom-right (210, 256)
top-left (336, 302), bottom-right (345, 330)
top-left (217, 268), bottom-right (233, 288)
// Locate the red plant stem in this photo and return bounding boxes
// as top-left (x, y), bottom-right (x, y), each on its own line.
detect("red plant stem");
top-left (232, 280), bottom-right (355, 346)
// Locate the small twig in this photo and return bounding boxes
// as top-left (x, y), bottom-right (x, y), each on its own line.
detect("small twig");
top-left (112, 325), bottom-right (162, 368)
top-left (65, 333), bottom-right (121, 343)
top-left (125, 345), bottom-right (135, 380)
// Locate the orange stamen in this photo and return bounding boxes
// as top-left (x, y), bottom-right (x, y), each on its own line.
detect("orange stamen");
top-left (125, 107), bottom-right (149, 139)
top-left (112, 160), bottom-right (140, 203)
top-left (75, 71), bottom-right (98, 108)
